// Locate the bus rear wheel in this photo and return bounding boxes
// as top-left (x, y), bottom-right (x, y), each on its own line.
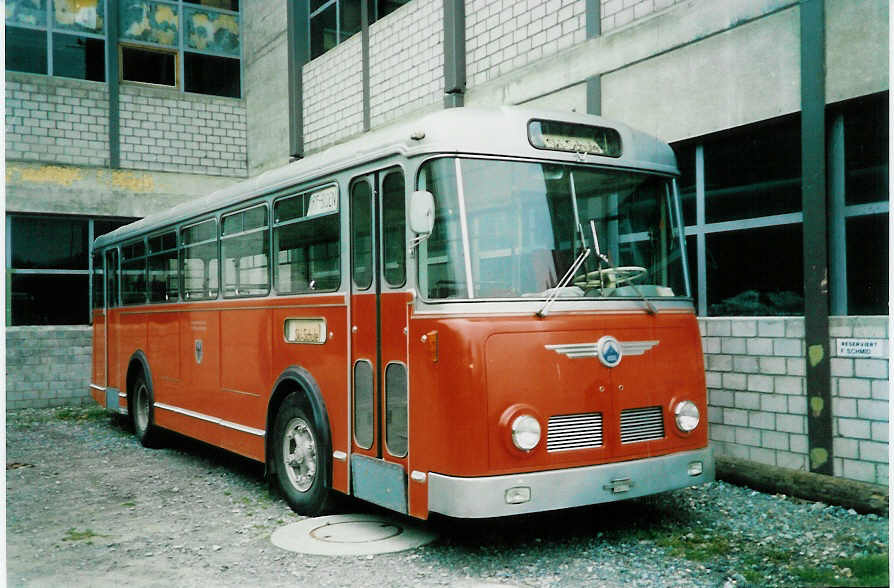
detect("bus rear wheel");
top-left (273, 398), bottom-right (330, 516)
top-left (132, 374), bottom-right (161, 448)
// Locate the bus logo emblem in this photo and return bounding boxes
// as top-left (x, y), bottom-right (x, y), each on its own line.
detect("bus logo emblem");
top-left (596, 336), bottom-right (622, 367)
top-left (545, 338), bottom-right (659, 368)
top-left (195, 339), bottom-right (203, 364)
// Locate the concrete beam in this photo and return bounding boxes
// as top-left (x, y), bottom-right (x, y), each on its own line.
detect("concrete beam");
top-left (5, 162), bottom-right (240, 218)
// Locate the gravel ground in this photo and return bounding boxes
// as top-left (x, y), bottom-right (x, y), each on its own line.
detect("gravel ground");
top-left (6, 406), bottom-right (889, 587)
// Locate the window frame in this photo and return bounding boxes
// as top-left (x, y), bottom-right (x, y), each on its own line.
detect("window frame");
top-left (119, 42), bottom-right (179, 89)
top-left (116, 0), bottom-right (243, 98)
top-left (6, 0), bottom-right (109, 80)
top-left (272, 182), bottom-right (342, 296)
top-left (220, 202), bottom-right (271, 299)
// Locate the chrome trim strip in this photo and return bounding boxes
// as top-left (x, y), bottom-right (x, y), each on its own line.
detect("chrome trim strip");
top-left (118, 392), bottom-right (127, 399)
top-left (454, 159), bottom-right (475, 298)
top-left (90, 384), bottom-right (107, 392)
top-left (428, 446), bottom-right (714, 518)
top-left (121, 301), bottom-right (348, 316)
top-left (154, 402), bottom-right (266, 437)
top-left (546, 340), bottom-right (659, 359)
top-left (411, 299), bottom-right (695, 316)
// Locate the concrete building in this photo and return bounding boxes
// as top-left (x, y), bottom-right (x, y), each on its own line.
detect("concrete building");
top-left (6, 0), bottom-right (888, 486)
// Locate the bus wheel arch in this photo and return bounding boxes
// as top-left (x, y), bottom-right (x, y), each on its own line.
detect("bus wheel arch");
top-left (126, 351), bottom-right (161, 448)
top-left (266, 367), bottom-right (333, 515)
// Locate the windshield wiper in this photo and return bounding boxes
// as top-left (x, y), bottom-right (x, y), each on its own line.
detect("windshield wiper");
top-left (536, 247), bottom-right (591, 318)
top-left (589, 220), bottom-right (657, 315)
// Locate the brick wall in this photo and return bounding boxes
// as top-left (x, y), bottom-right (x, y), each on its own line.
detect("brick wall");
top-left (702, 316), bottom-right (889, 486)
top-left (6, 326), bottom-right (93, 409)
top-left (369, 0), bottom-right (444, 127)
top-left (5, 72), bottom-right (110, 167)
top-left (466, 0), bottom-right (586, 88)
top-left (119, 85), bottom-right (247, 178)
top-left (601, 0), bottom-right (687, 33)
top-left (303, 35), bottom-right (364, 153)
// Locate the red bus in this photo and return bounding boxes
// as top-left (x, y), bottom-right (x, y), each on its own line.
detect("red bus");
top-left (90, 107), bottom-right (713, 519)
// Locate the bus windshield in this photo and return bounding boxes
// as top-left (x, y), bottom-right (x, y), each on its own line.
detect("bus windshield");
top-left (418, 157), bottom-right (688, 301)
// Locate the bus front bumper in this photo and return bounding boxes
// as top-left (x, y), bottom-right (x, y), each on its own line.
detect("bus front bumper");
top-left (427, 446), bottom-right (714, 518)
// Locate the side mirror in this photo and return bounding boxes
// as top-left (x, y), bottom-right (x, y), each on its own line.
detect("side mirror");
top-left (409, 190), bottom-right (435, 235)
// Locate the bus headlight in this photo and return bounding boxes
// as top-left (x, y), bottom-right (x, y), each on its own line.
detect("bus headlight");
top-left (511, 415), bottom-right (541, 451)
top-left (674, 400), bottom-right (700, 433)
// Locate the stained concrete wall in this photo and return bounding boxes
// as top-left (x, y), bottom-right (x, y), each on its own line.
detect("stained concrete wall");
top-left (5, 161), bottom-right (239, 218)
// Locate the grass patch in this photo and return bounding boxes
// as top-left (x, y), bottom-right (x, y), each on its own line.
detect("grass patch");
top-left (792, 554), bottom-right (889, 587)
top-left (55, 406), bottom-right (107, 422)
top-left (62, 528), bottom-right (106, 542)
top-left (656, 533), bottom-right (731, 562)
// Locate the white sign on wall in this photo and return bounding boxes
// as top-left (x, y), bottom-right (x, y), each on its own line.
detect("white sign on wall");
top-left (836, 339), bottom-right (887, 358)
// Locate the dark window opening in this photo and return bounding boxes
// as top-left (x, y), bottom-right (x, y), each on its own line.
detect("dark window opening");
top-left (310, 2), bottom-right (337, 60)
top-left (6, 26), bottom-right (48, 74)
top-left (53, 33), bottom-right (105, 81)
top-left (706, 225), bottom-right (804, 316)
top-left (184, 52), bottom-right (240, 97)
top-left (843, 93), bottom-right (889, 205)
top-left (184, 0), bottom-right (239, 10)
top-left (11, 216), bottom-right (88, 270)
top-left (846, 214), bottom-right (888, 315)
top-left (704, 116), bottom-right (801, 223)
top-left (121, 45), bottom-right (177, 86)
top-left (11, 274), bottom-right (89, 326)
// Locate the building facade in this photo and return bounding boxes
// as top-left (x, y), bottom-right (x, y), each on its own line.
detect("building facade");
top-left (5, 0), bottom-right (889, 486)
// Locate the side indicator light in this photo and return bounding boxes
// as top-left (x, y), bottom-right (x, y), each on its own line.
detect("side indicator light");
top-left (688, 461), bottom-right (704, 476)
top-left (421, 330), bottom-right (439, 363)
top-left (505, 487), bottom-right (531, 505)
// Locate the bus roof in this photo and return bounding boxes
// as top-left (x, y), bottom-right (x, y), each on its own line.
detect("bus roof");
top-left (94, 106), bottom-right (677, 249)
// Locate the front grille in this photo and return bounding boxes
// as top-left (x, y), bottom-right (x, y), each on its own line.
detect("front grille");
top-left (547, 413), bottom-right (603, 452)
top-left (620, 406), bottom-right (665, 444)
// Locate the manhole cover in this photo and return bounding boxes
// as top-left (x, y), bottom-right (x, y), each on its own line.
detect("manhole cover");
top-left (271, 513), bottom-right (438, 556)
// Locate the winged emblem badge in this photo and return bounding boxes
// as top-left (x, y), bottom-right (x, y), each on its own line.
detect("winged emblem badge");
top-left (545, 337), bottom-right (659, 368)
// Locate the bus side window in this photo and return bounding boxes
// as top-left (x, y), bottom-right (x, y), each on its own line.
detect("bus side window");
top-left (273, 185), bottom-right (340, 294)
top-left (105, 249), bottom-right (119, 307)
top-left (222, 205), bottom-right (270, 298)
top-left (92, 250), bottom-right (104, 311)
top-left (382, 172), bottom-right (406, 287)
top-left (148, 231), bottom-right (179, 303)
top-left (351, 181), bottom-right (373, 290)
top-left (181, 219), bottom-right (219, 300)
top-left (121, 240), bottom-right (147, 305)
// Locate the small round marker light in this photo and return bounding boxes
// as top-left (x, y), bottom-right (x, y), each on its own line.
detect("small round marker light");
top-left (674, 400), bottom-right (700, 433)
top-left (511, 415), bottom-right (541, 451)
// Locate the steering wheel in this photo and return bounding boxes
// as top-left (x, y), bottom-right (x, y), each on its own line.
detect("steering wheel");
top-left (573, 266), bottom-right (647, 289)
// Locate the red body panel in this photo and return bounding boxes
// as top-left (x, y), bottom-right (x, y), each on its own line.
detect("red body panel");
top-left (407, 309), bottom-right (708, 485)
top-left (91, 296), bottom-right (707, 519)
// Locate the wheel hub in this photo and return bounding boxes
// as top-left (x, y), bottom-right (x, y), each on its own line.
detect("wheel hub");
top-left (283, 418), bottom-right (316, 492)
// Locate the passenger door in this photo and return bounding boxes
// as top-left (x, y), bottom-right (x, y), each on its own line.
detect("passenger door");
top-left (349, 168), bottom-right (411, 513)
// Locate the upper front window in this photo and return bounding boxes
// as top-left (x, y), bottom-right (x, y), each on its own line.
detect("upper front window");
top-left (6, 0), bottom-right (107, 81)
top-left (309, 0), bottom-right (411, 59)
top-left (417, 158), bottom-right (688, 301)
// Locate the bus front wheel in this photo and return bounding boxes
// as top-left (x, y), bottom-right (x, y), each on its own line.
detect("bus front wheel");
top-left (132, 374), bottom-right (161, 448)
top-left (273, 397), bottom-right (330, 516)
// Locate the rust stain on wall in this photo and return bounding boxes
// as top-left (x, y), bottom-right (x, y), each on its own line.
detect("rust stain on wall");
top-left (98, 170), bottom-right (155, 192)
top-left (8, 164), bottom-right (85, 186)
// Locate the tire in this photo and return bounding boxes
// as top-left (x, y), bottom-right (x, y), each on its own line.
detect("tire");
top-left (132, 374), bottom-right (161, 448)
top-left (273, 395), bottom-right (331, 516)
